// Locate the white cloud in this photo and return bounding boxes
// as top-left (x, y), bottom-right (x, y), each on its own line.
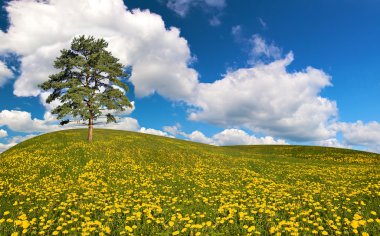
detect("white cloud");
top-left (211, 129), bottom-right (286, 146)
top-left (8, 134), bottom-right (36, 144)
top-left (1, 0), bottom-right (199, 101)
top-left (0, 134), bottom-right (36, 153)
top-left (139, 127), bottom-right (173, 137)
top-left (0, 129), bottom-right (8, 138)
top-left (338, 121), bottom-right (380, 153)
top-left (163, 123), bottom-right (184, 136)
top-left (99, 117), bottom-right (140, 132)
top-left (0, 61), bottom-right (13, 87)
top-left (180, 128), bottom-right (286, 146)
top-left (164, 124), bottom-right (286, 146)
top-left (39, 91), bottom-right (64, 111)
top-left (249, 34), bottom-right (282, 65)
top-left (314, 138), bottom-right (348, 149)
top-left (188, 52), bottom-right (337, 141)
top-left (13, 43), bottom-right (64, 96)
top-left (0, 142), bottom-right (17, 153)
top-left (0, 110), bottom-right (60, 133)
top-left (186, 130), bottom-right (213, 144)
top-left (165, 0), bottom-right (225, 17)
top-left (0, 106), bottom-right (143, 142)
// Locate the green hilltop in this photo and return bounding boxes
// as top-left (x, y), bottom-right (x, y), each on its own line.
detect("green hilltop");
top-left (1, 129), bottom-right (380, 235)
top-left (2, 129), bottom-right (379, 163)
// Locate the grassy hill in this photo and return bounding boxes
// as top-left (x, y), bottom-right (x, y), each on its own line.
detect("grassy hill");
top-left (1, 129), bottom-right (380, 235)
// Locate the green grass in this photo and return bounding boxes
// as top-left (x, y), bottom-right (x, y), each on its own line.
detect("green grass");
top-left (0, 129), bottom-right (380, 235)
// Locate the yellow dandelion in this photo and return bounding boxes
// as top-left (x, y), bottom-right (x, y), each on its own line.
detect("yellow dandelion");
top-left (351, 220), bottom-right (359, 229)
top-left (124, 226), bottom-right (133, 233)
top-left (21, 221), bottom-right (30, 229)
top-left (248, 226), bottom-right (256, 233)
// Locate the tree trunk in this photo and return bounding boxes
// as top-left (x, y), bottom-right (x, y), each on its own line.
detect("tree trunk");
top-left (88, 118), bottom-right (93, 143)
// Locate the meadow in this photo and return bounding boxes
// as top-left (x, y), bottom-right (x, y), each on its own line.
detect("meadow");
top-left (0, 129), bottom-right (380, 235)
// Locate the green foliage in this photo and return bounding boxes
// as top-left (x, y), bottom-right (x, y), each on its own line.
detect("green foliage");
top-left (39, 35), bottom-right (132, 125)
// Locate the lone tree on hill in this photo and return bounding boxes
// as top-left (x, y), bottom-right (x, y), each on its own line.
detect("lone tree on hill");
top-left (40, 35), bottom-right (132, 142)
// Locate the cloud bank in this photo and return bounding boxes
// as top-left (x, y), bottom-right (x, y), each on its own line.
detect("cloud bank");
top-left (0, 110), bottom-right (59, 133)
top-left (338, 121), bottom-right (380, 153)
top-left (189, 52), bottom-right (337, 141)
top-left (163, 125), bottom-right (287, 146)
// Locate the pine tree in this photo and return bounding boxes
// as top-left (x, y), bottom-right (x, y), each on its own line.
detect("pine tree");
top-left (40, 35), bottom-right (132, 142)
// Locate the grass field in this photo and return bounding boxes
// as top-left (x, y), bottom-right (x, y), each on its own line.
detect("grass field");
top-left (1, 129), bottom-right (380, 235)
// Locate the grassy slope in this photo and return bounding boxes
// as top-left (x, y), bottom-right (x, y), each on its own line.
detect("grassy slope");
top-left (1, 129), bottom-right (380, 235)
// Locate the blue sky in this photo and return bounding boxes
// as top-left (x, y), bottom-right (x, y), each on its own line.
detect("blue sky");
top-left (0, 0), bottom-right (380, 152)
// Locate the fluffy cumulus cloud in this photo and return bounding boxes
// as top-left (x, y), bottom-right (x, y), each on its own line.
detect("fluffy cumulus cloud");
top-left (0, 61), bottom-right (13, 87)
top-left (189, 53), bottom-right (338, 141)
top-left (1, 0), bottom-right (198, 100)
top-left (98, 117), bottom-right (140, 132)
top-left (0, 110), bottom-right (59, 133)
top-left (163, 123), bottom-right (183, 137)
top-left (184, 129), bottom-right (286, 146)
top-left (0, 108), bottom-right (144, 146)
top-left (165, 0), bottom-right (225, 17)
top-left (0, 108), bottom-right (136, 136)
top-left (0, 129), bottom-right (8, 138)
top-left (186, 130), bottom-right (213, 144)
top-left (169, 125), bottom-right (286, 146)
top-left (211, 129), bottom-right (287, 146)
top-left (139, 127), bottom-right (173, 137)
top-left (338, 121), bottom-right (380, 152)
